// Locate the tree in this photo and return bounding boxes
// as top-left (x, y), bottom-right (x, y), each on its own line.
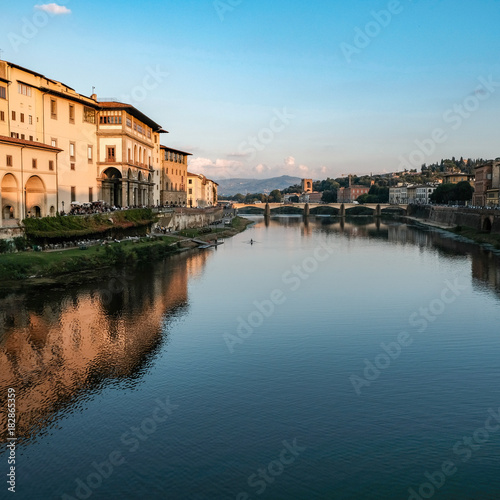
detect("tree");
top-left (268, 190), bottom-right (282, 203)
top-left (430, 181), bottom-right (473, 204)
top-left (321, 190), bottom-right (337, 203)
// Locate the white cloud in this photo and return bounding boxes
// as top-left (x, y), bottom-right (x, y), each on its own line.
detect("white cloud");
top-left (284, 156), bottom-right (295, 167)
top-left (299, 164), bottom-right (309, 173)
top-left (255, 164), bottom-right (271, 174)
top-left (188, 157), bottom-right (244, 179)
top-left (35, 3), bottom-right (71, 15)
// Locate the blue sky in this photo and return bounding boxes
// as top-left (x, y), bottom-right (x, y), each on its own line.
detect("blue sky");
top-left (2, 0), bottom-right (500, 180)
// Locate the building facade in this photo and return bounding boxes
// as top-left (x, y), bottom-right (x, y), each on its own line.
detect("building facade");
top-left (0, 135), bottom-right (60, 225)
top-left (187, 173), bottom-right (218, 208)
top-left (160, 146), bottom-right (191, 206)
top-left (337, 185), bottom-right (370, 203)
top-left (473, 162), bottom-right (493, 206)
top-left (389, 185), bottom-right (408, 204)
top-left (0, 59), bottom-right (169, 223)
top-left (96, 102), bottom-right (165, 207)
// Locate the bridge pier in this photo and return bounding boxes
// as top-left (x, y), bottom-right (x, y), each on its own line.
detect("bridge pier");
top-left (304, 203), bottom-right (310, 217)
top-left (340, 203), bottom-right (345, 217)
top-left (375, 204), bottom-right (381, 217)
top-left (264, 203), bottom-right (271, 217)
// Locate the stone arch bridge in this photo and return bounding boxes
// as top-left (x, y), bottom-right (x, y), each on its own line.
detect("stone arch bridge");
top-left (232, 202), bottom-right (407, 216)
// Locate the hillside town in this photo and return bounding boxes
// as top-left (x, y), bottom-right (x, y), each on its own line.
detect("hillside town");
top-left (0, 59), bottom-right (218, 228)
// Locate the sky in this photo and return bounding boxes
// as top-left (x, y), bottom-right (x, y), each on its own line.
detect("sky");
top-left (1, 0), bottom-right (500, 182)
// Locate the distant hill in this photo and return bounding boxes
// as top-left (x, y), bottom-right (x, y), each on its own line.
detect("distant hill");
top-left (215, 175), bottom-right (302, 196)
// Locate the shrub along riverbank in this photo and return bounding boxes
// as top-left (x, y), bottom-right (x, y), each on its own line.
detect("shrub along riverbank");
top-left (0, 216), bottom-right (253, 284)
top-left (22, 208), bottom-right (155, 242)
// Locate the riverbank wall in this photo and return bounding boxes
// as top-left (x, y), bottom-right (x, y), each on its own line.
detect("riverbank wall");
top-left (0, 207), bottom-right (225, 241)
top-left (407, 205), bottom-right (500, 233)
top-left (155, 207), bottom-right (223, 231)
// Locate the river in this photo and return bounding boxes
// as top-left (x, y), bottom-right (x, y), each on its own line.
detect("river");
top-left (1, 216), bottom-right (500, 500)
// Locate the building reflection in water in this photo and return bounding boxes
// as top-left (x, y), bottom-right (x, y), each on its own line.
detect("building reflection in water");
top-left (0, 251), bottom-right (210, 443)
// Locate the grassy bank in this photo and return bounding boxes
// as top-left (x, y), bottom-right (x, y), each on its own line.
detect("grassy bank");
top-left (23, 208), bottom-right (155, 241)
top-left (451, 225), bottom-right (500, 249)
top-left (0, 216), bottom-right (252, 285)
top-left (0, 235), bottom-right (179, 282)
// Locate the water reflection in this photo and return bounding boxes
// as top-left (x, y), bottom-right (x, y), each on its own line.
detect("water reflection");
top-left (2, 217), bottom-right (500, 448)
top-left (0, 251), bottom-right (211, 444)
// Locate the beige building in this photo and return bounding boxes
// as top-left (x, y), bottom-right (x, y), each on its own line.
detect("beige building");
top-left (187, 173), bottom-right (218, 208)
top-left (0, 60), bottom-right (100, 212)
top-left (0, 135), bottom-right (60, 225)
top-left (160, 146), bottom-right (191, 206)
top-left (0, 59), bottom-right (168, 220)
top-left (96, 101), bottom-right (166, 207)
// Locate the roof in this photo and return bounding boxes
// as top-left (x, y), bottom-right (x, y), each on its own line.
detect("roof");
top-left (187, 172), bottom-right (218, 185)
top-left (0, 135), bottom-right (63, 152)
top-left (3, 60), bottom-right (66, 87)
top-left (160, 145), bottom-right (192, 156)
top-left (99, 101), bottom-right (167, 132)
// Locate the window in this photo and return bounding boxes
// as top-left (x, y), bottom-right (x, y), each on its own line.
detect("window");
top-left (107, 147), bottom-right (116, 162)
top-left (69, 142), bottom-right (75, 159)
top-left (100, 115), bottom-right (122, 124)
top-left (21, 134), bottom-right (25, 140)
top-left (188, 179), bottom-right (192, 184)
top-left (29, 135), bottom-right (33, 141)
top-left (69, 104), bottom-right (75, 123)
top-left (10, 132), bottom-right (19, 139)
top-left (126, 117), bottom-right (132, 127)
top-left (18, 83), bottom-right (32, 97)
top-left (189, 188), bottom-right (192, 194)
top-left (32, 159), bottom-right (37, 169)
top-left (83, 106), bottom-right (95, 124)
top-left (71, 186), bottom-right (76, 202)
top-left (0, 86), bottom-right (6, 99)
top-left (29, 115), bottom-right (32, 125)
top-left (12, 111), bottom-right (16, 121)
top-left (0, 111), bottom-right (4, 121)
top-left (49, 160), bottom-right (54, 171)
top-left (51, 138), bottom-right (57, 148)
top-left (6, 155), bottom-right (12, 167)
top-left (50, 99), bottom-right (57, 119)
top-left (89, 187), bottom-right (93, 202)
top-left (88, 146), bottom-right (93, 162)
top-left (20, 113), bottom-right (24, 123)
top-left (70, 163), bottom-right (75, 171)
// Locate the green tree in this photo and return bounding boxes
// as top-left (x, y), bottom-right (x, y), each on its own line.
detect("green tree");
top-left (268, 189), bottom-right (282, 203)
top-left (321, 190), bottom-right (337, 203)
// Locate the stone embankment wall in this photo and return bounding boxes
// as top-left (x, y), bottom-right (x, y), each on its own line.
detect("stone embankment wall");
top-left (156, 207), bottom-right (224, 231)
top-left (0, 226), bottom-right (23, 240)
top-left (407, 205), bottom-right (500, 233)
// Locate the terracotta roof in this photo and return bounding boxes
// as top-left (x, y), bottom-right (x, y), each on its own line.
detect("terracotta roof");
top-left (0, 135), bottom-right (62, 152)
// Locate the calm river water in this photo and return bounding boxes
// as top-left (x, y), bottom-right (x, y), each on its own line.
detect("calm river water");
top-left (1, 216), bottom-right (500, 500)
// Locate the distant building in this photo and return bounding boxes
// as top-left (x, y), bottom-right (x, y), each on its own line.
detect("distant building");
top-left (406, 184), bottom-right (438, 204)
top-left (473, 162), bottom-right (494, 206)
top-left (160, 146), bottom-right (191, 206)
top-left (337, 185), bottom-right (370, 203)
top-left (301, 178), bottom-right (313, 193)
top-left (389, 184), bottom-right (409, 204)
top-left (187, 173), bottom-right (218, 208)
top-left (442, 172), bottom-right (474, 185)
top-left (283, 193), bottom-right (300, 202)
top-left (299, 192), bottom-right (322, 203)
